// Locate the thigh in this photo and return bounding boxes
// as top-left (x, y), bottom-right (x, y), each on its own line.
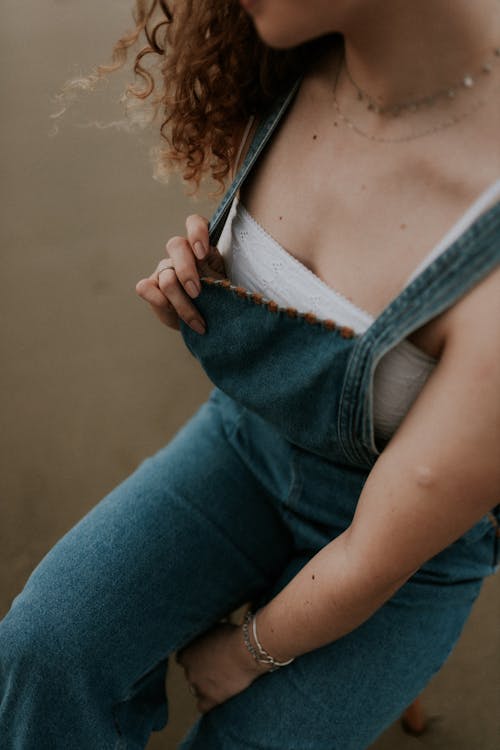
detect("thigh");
top-left (2, 391), bottom-right (293, 698)
top-left (179, 558), bottom-right (484, 750)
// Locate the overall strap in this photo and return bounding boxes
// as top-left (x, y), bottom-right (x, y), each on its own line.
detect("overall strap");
top-left (369, 201), bottom-right (500, 352)
top-left (339, 200), bottom-right (500, 468)
top-left (208, 75), bottom-right (304, 247)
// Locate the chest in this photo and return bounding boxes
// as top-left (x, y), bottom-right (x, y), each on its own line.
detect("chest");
top-left (238, 94), bottom-right (498, 358)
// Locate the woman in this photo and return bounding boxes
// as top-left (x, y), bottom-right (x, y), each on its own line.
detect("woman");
top-left (1, 1), bottom-right (499, 748)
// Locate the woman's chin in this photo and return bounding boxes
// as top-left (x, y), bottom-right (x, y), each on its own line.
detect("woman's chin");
top-left (251, 21), bottom-right (316, 50)
top-left (240, 0), bottom-right (341, 49)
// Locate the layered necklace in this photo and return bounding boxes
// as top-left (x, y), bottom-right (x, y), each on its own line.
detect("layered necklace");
top-left (332, 38), bottom-right (500, 143)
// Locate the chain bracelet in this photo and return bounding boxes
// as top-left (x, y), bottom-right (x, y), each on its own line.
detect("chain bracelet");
top-left (242, 610), bottom-right (295, 672)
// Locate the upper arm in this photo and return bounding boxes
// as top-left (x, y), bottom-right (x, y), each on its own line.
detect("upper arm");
top-left (346, 266), bottom-right (500, 585)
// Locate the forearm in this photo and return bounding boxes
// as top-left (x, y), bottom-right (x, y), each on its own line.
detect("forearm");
top-left (253, 529), bottom-right (410, 663)
top-left (246, 300), bottom-right (500, 669)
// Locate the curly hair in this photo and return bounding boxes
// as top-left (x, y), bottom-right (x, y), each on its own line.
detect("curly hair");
top-left (82, 1), bottom-right (337, 196)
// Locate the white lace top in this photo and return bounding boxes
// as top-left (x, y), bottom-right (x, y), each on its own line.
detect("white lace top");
top-left (216, 179), bottom-right (500, 446)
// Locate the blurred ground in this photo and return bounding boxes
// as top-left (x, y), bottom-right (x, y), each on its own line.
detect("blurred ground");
top-left (1, 2), bottom-right (498, 748)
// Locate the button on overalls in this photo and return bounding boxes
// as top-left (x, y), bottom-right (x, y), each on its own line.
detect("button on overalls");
top-left (0, 77), bottom-right (498, 750)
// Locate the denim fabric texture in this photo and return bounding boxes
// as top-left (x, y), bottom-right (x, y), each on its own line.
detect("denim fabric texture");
top-left (0, 73), bottom-right (499, 749)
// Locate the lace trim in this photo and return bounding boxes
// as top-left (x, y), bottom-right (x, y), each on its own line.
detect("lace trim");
top-left (237, 177), bottom-right (500, 325)
top-left (238, 201), bottom-right (375, 323)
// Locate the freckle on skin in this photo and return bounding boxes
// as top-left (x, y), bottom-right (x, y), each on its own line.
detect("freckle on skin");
top-left (313, 134), bottom-right (318, 140)
top-left (312, 574), bottom-right (315, 580)
top-left (400, 223), bottom-right (407, 230)
top-left (279, 216), bottom-right (283, 220)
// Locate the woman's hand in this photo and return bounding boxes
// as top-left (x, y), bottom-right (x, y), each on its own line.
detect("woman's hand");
top-left (176, 621), bottom-right (272, 714)
top-left (135, 213), bottom-right (227, 334)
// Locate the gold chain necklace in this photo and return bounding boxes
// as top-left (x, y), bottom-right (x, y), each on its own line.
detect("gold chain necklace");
top-left (332, 44), bottom-right (500, 144)
top-left (345, 46), bottom-right (500, 116)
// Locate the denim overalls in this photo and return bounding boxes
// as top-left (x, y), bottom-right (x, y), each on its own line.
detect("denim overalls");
top-left (0, 76), bottom-right (498, 750)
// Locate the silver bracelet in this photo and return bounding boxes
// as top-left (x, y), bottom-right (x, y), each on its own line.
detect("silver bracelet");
top-left (242, 610), bottom-right (295, 672)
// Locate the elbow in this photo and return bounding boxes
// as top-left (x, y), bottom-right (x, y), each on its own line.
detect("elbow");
top-left (413, 463), bottom-right (439, 491)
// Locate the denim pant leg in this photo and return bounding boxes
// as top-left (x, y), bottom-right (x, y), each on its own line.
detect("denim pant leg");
top-left (179, 561), bottom-right (484, 750)
top-left (178, 432), bottom-right (496, 750)
top-left (0, 392), bottom-right (293, 749)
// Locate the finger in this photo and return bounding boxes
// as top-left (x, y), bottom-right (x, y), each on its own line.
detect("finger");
top-left (165, 236), bottom-right (202, 299)
top-left (156, 268), bottom-right (206, 335)
top-left (135, 278), bottom-right (180, 329)
top-left (136, 277), bottom-right (174, 309)
top-left (197, 245), bottom-right (227, 280)
top-left (185, 214), bottom-right (210, 260)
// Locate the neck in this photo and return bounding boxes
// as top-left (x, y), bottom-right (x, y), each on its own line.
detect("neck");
top-left (333, 0), bottom-right (499, 112)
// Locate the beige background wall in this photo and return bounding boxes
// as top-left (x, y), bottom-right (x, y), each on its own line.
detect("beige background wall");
top-left (1, 2), bottom-right (498, 748)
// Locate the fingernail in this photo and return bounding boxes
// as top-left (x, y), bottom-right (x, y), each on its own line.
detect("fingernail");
top-left (190, 319), bottom-right (206, 335)
top-left (186, 280), bottom-right (200, 298)
top-left (193, 241), bottom-right (206, 259)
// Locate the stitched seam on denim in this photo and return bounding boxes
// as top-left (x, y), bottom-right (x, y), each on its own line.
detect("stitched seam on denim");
top-left (487, 514), bottom-right (500, 574)
top-left (493, 533), bottom-right (500, 570)
top-left (113, 710), bottom-right (127, 749)
top-left (362, 235), bottom-right (499, 416)
top-left (371, 237), bottom-right (498, 350)
top-left (217, 392), bottom-right (247, 444)
top-left (337, 343), bottom-right (371, 468)
top-left (215, 397), bottom-right (299, 523)
top-left (284, 450), bottom-right (303, 513)
top-left (104, 487), bottom-right (282, 671)
top-left (372, 245), bottom-right (498, 346)
top-left (337, 349), bottom-right (362, 466)
top-left (171, 485), bottom-right (281, 591)
top-left (200, 277), bottom-right (357, 338)
top-left (223, 424), bottom-right (300, 539)
top-left (362, 205), bottom-right (500, 339)
top-left (114, 657), bottom-right (168, 704)
top-left (358, 209), bottom-right (500, 366)
top-left (345, 218), bottom-right (500, 465)
top-left (486, 511), bottom-right (499, 531)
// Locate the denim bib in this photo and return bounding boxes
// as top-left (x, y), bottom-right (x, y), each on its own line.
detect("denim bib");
top-left (180, 75), bottom-right (500, 472)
